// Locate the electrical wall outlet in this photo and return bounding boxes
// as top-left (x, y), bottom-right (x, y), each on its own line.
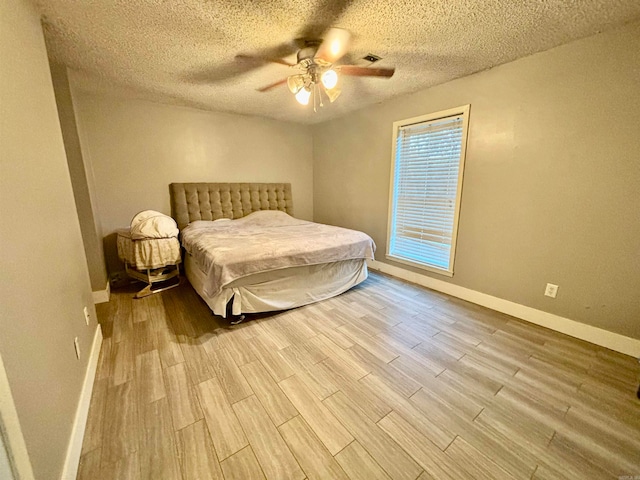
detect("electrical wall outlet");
top-left (74, 337), bottom-right (81, 360)
top-left (83, 306), bottom-right (91, 326)
top-left (544, 283), bottom-right (559, 298)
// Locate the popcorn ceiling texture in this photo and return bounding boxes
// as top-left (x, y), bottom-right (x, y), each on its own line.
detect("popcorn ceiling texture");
top-left (38, 0), bottom-right (640, 124)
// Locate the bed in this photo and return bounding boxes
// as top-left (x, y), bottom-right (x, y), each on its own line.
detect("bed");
top-left (169, 182), bottom-right (375, 317)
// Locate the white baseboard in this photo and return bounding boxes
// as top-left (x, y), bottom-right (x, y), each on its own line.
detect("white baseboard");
top-left (0, 354), bottom-right (35, 480)
top-left (367, 259), bottom-right (640, 357)
top-left (61, 325), bottom-right (103, 480)
top-left (92, 281), bottom-right (110, 304)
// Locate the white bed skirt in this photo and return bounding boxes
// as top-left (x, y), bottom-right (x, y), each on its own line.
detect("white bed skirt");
top-left (185, 254), bottom-right (368, 317)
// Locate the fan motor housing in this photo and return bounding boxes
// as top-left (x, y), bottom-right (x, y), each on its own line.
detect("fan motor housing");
top-left (297, 46), bottom-right (319, 64)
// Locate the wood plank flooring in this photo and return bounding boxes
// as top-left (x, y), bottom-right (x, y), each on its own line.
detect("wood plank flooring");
top-left (79, 272), bottom-right (640, 480)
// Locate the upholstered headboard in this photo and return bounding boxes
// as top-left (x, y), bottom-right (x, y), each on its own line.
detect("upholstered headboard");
top-left (169, 183), bottom-right (293, 230)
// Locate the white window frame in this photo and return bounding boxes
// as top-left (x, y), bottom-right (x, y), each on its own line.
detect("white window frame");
top-left (386, 105), bottom-right (470, 277)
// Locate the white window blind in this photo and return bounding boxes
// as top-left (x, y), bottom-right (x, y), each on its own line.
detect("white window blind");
top-left (388, 107), bottom-right (469, 275)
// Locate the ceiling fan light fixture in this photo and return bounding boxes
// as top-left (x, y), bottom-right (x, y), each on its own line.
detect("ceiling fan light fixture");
top-left (321, 69), bottom-right (338, 89)
top-left (325, 86), bottom-right (341, 103)
top-left (295, 87), bottom-right (311, 105)
top-left (330, 40), bottom-right (342, 57)
top-left (287, 75), bottom-right (304, 94)
top-left (250, 28), bottom-right (393, 111)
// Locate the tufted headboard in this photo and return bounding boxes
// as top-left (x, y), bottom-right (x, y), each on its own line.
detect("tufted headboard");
top-left (169, 183), bottom-right (293, 230)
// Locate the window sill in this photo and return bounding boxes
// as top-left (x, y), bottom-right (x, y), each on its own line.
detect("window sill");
top-left (385, 254), bottom-right (454, 278)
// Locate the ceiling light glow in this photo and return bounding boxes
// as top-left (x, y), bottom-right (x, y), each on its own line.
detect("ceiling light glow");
top-left (295, 87), bottom-right (311, 105)
top-left (330, 39), bottom-right (341, 56)
top-left (321, 70), bottom-right (338, 89)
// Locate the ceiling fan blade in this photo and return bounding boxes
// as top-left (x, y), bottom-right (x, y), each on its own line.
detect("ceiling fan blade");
top-left (339, 65), bottom-right (395, 77)
top-left (257, 78), bottom-right (288, 92)
top-left (297, 0), bottom-right (355, 39)
top-left (314, 28), bottom-right (351, 64)
top-left (235, 54), bottom-right (295, 67)
top-left (184, 42), bottom-right (298, 84)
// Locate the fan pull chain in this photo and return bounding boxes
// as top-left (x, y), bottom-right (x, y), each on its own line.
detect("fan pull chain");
top-left (313, 84), bottom-right (317, 113)
top-left (312, 83), bottom-right (324, 112)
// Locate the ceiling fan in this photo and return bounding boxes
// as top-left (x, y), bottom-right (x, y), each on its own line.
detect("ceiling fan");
top-left (237, 28), bottom-right (395, 111)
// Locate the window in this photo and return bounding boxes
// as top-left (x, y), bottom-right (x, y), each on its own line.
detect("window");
top-left (387, 105), bottom-right (470, 276)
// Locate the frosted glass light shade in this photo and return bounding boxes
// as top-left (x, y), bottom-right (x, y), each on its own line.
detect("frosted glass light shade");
top-left (287, 75), bottom-right (304, 94)
top-left (330, 39), bottom-right (342, 57)
top-left (295, 87), bottom-right (311, 105)
top-left (325, 87), bottom-right (341, 103)
top-left (321, 70), bottom-right (338, 89)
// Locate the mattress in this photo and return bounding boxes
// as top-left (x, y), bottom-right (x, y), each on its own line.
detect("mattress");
top-left (181, 210), bottom-right (375, 298)
top-left (185, 253), bottom-right (368, 316)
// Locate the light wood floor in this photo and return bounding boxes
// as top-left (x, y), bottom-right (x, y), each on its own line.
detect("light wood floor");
top-left (78, 272), bottom-right (640, 480)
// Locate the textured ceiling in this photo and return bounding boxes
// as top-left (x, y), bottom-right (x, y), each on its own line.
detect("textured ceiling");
top-left (38, 0), bottom-right (640, 124)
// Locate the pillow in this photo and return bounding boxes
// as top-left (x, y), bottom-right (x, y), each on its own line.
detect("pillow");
top-left (188, 218), bottom-right (231, 227)
top-left (187, 220), bottom-right (215, 227)
top-left (237, 210), bottom-right (304, 228)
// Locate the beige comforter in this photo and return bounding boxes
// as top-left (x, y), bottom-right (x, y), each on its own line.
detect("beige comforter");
top-left (180, 211), bottom-right (376, 296)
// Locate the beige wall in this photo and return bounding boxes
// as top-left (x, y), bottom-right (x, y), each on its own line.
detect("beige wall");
top-left (0, 0), bottom-right (99, 478)
top-left (49, 63), bottom-right (109, 292)
top-left (0, 432), bottom-right (12, 480)
top-left (72, 92), bottom-right (314, 272)
top-left (313, 22), bottom-right (640, 340)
